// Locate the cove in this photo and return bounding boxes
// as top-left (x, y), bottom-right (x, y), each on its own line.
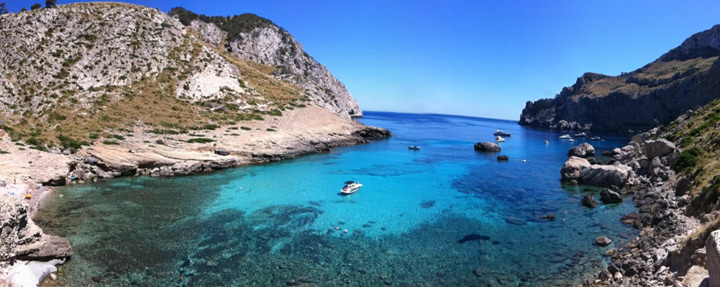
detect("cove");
top-left (35, 111), bottom-right (639, 286)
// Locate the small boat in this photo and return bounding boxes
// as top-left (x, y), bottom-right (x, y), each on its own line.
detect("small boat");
top-left (341, 181), bottom-right (362, 195)
top-left (574, 132), bottom-right (588, 137)
top-left (559, 134), bottom-right (571, 139)
top-left (408, 145), bottom-right (421, 150)
top-left (590, 136), bottom-right (601, 141)
top-left (495, 136), bottom-right (505, 142)
top-left (569, 138), bottom-right (576, 142)
top-left (493, 130), bottom-right (511, 137)
top-left (544, 140), bottom-right (549, 144)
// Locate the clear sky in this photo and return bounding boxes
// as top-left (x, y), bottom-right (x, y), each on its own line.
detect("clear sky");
top-left (6, 1), bottom-right (720, 120)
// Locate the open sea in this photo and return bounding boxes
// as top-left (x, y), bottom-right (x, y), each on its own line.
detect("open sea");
top-left (36, 111), bottom-right (638, 286)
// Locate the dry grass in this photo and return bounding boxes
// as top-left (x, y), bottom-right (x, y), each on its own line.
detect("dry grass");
top-left (1, 3), bottom-right (305, 151)
top-left (571, 56), bottom-right (718, 100)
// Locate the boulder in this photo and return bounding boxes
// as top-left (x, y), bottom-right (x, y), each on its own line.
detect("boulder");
top-left (600, 188), bottom-right (623, 204)
top-left (595, 236), bottom-right (612, 247)
top-left (84, 156), bottom-right (99, 165)
top-left (568, 143), bottom-right (595, 158)
top-left (561, 156), bottom-right (590, 182)
top-left (214, 149), bottom-right (230, 156)
top-left (158, 166), bottom-right (174, 177)
top-left (496, 155), bottom-right (509, 161)
top-left (706, 230), bottom-right (720, 287)
top-left (17, 235), bottom-right (72, 260)
top-left (642, 139), bottom-right (676, 159)
top-left (474, 142), bottom-right (501, 152)
top-left (676, 177), bottom-right (693, 197)
top-left (579, 164), bottom-right (631, 188)
top-left (582, 195), bottom-right (598, 208)
top-left (621, 212), bottom-right (643, 229)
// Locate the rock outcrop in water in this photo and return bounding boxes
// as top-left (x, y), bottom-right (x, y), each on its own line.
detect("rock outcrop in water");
top-left (0, 194), bottom-right (72, 284)
top-left (473, 142), bottom-right (501, 152)
top-left (520, 24), bottom-right (720, 132)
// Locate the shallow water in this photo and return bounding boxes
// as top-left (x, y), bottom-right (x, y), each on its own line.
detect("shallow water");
top-left (36, 112), bottom-right (638, 286)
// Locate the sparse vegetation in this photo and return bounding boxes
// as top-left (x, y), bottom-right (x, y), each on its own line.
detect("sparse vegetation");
top-left (169, 7), bottom-right (277, 40)
top-left (186, 138), bottom-right (214, 143)
top-left (672, 147), bottom-right (701, 173)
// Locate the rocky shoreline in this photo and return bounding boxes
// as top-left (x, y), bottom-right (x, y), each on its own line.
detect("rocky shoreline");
top-left (556, 129), bottom-right (711, 287)
top-left (0, 106), bottom-right (391, 286)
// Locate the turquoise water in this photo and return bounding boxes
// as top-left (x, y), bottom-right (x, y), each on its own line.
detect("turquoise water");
top-left (36, 112), bottom-right (638, 286)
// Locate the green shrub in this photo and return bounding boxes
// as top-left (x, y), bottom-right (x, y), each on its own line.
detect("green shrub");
top-left (155, 140), bottom-right (164, 145)
top-left (203, 124), bottom-right (219, 130)
top-left (240, 126), bottom-right (251, 131)
top-left (186, 138), bottom-right (214, 143)
top-left (57, 135), bottom-right (88, 151)
top-left (109, 134), bottom-right (125, 140)
top-left (0, 150), bottom-right (9, 154)
top-left (266, 128), bottom-right (276, 132)
top-left (102, 140), bottom-right (120, 145)
top-left (89, 133), bottom-right (99, 139)
top-left (672, 147), bottom-right (702, 172)
top-left (268, 109), bottom-right (282, 117)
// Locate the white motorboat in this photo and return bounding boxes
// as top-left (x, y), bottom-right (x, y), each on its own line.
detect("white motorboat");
top-left (493, 130), bottom-right (511, 137)
top-left (495, 136), bottom-right (505, 142)
top-left (569, 138), bottom-right (576, 142)
top-left (574, 132), bottom-right (588, 137)
top-left (408, 145), bottom-right (421, 150)
top-left (341, 181), bottom-right (362, 194)
top-left (559, 134), bottom-right (571, 139)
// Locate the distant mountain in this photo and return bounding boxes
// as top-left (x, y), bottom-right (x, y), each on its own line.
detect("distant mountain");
top-left (519, 24), bottom-right (720, 132)
top-left (169, 7), bottom-right (362, 119)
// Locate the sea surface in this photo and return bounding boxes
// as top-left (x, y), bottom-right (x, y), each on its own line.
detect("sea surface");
top-left (36, 112), bottom-right (639, 286)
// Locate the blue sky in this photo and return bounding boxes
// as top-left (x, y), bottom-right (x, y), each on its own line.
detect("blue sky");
top-left (6, 1), bottom-right (720, 120)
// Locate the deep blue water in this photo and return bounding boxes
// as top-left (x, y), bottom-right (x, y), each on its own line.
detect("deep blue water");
top-left (37, 111), bottom-right (638, 286)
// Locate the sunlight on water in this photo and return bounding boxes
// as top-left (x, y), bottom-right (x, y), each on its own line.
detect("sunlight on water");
top-left (36, 112), bottom-right (638, 286)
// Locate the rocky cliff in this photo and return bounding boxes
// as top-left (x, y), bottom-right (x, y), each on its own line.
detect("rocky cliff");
top-left (519, 24), bottom-right (720, 132)
top-left (0, 2), bottom-right (369, 152)
top-left (169, 7), bottom-right (362, 119)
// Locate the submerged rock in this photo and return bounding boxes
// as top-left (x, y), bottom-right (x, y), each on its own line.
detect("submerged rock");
top-left (581, 195), bottom-right (599, 208)
top-left (457, 234), bottom-right (491, 244)
top-left (496, 155), bottom-right (509, 161)
top-left (595, 236), bottom-right (612, 247)
top-left (600, 188), bottom-right (623, 204)
top-left (474, 142), bottom-right (501, 152)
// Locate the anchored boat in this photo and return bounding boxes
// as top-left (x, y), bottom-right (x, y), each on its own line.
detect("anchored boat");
top-left (341, 180), bottom-right (362, 195)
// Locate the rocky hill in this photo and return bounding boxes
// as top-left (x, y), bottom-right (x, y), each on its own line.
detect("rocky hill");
top-left (0, 2), bottom-right (369, 153)
top-left (169, 7), bottom-right (362, 119)
top-left (519, 24), bottom-right (720, 132)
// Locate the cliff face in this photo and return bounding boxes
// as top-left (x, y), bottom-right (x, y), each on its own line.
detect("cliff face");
top-left (519, 24), bottom-right (720, 133)
top-left (0, 3), bottom-right (333, 150)
top-left (169, 8), bottom-right (362, 119)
